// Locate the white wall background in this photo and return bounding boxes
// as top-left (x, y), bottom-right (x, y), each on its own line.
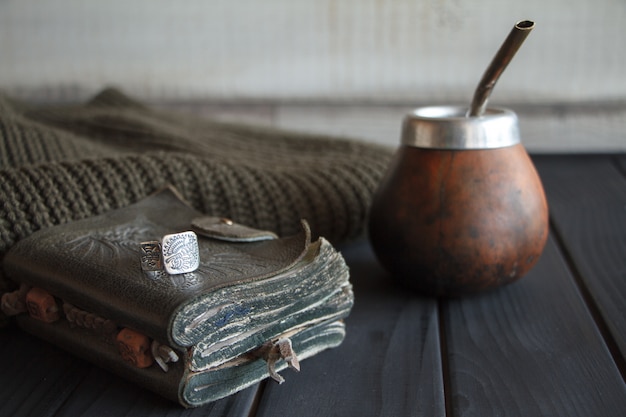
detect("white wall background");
top-left (1, 0), bottom-right (625, 151)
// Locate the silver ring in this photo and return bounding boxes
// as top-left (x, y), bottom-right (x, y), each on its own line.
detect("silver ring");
top-left (140, 241), bottom-right (163, 272)
top-left (161, 231), bottom-right (200, 275)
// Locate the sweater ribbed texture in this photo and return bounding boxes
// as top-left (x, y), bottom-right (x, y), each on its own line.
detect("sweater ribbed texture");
top-left (0, 88), bottom-right (393, 288)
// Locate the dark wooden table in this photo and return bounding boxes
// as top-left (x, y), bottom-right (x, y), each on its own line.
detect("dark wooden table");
top-left (2, 154), bottom-right (626, 417)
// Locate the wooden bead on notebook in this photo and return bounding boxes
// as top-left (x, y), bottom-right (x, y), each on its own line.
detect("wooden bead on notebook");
top-left (116, 328), bottom-right (154, 368)
top-left (25, 287), bottom-right (60, 323)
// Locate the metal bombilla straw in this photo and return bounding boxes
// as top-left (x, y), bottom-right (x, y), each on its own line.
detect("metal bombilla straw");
top-left (468, 20), bottom-right (535, 117)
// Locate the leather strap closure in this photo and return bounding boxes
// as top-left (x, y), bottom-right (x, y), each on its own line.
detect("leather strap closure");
top-left (255, 337), bottom-right (300, 384)
top-left (191, 216), bottom-right (278, 242)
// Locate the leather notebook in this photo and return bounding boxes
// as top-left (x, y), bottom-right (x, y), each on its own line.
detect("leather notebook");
top-left (1, 186), bottom-right (353, 407)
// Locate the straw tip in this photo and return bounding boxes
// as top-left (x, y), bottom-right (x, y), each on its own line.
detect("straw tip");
top-left (515, 20), bottom-right (535, 30)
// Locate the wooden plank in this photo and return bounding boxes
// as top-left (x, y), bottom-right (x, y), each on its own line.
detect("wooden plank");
top-left (149, 101), bottom-right (626, 152)
top-left (2, 1), bottom-right (625, 108)
top-left (275, 102), bottom-right (626, 152)
top-left (0, 327), bottom-right (89, 417)
top-left (52, 367), bottom-right (258, 417)
top-left (533, 154), bottom-right (626, 359)
top-left (614, 153), bottom-right (626, 176)
top-left (255, 240), bottom-right (446, 417)
top-left (442, 235), bottom-right (626, 417)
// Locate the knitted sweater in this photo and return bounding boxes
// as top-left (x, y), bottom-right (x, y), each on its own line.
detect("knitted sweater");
top-left (0, 88), bottom-right (393, 289)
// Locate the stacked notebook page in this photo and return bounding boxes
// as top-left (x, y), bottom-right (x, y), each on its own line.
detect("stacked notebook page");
top-left (1, 186), bottom-right (353, 408)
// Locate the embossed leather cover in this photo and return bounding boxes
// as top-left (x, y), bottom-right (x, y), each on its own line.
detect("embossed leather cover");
top-left (2, 186), bottom-right (354, 407)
